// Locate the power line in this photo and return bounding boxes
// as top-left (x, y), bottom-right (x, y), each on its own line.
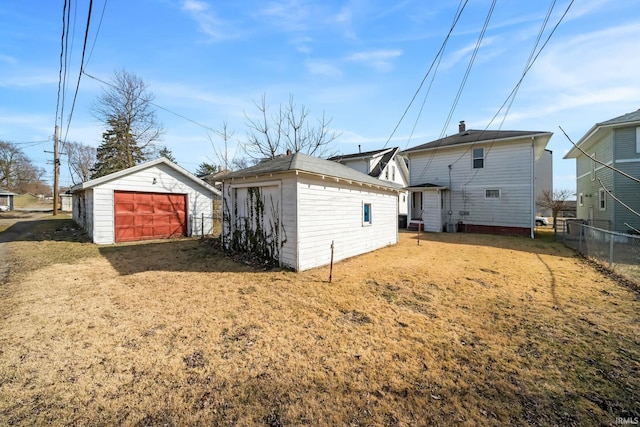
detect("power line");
top-left (383, 0), bottom-right (469, 149)
top-left (85, 0), bottom-right (108, 68)
top-left (63, 0), bottom-right (94, 145)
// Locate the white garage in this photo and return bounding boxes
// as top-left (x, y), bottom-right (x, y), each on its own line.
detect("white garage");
top-left (220, 152), bottom-right (401, 271)
top-left (70, 157), bottom-right (220, 244)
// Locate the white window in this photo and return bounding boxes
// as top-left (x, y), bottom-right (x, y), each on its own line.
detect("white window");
top-left (473, 148), bottom-right (484, 169)
top-left (485, 189), bottom-right (500, 199)
top-left (363, 202), bottom-right (372, 225)
top-left (578, 193), bottom-right (584, 207)
top-left (591, 153), bottom-right (596, 181)
top-left (599, 189), bottom-right (606, 211)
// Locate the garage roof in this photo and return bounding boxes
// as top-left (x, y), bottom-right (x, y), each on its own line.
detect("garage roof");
top-left (221, 152), bottom-right (402, 191)
top-left (69, 157), bottom-right (220, 195)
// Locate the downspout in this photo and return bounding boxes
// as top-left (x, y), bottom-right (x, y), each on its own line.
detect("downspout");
top-left (531, 137), bottom-right (535, 239)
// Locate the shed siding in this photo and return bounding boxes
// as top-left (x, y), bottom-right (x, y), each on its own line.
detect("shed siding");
top-left (296, 177), bottom-right (397, 271)
top-left (410, 140), bottom-right (534, 229)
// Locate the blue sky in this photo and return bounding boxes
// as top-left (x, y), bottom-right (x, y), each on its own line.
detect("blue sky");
top-left (1, 0), bottom-right (639, 193)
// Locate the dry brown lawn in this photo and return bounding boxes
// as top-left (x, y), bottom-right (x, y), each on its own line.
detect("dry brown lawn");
top-left (0, 218), bottom-right (638, 426)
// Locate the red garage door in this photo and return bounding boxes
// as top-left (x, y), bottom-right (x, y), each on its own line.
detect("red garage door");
top-left (114, 191), bottom-right (187, 243)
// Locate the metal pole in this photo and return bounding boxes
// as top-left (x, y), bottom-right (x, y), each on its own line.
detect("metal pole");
top-left (53, 125), bottom-right (59, 216)
top-left (329, 240), bottom-right (334, 283)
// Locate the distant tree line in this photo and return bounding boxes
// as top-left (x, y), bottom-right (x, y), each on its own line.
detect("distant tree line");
top-left (0, 140), bottom-right (50, 195)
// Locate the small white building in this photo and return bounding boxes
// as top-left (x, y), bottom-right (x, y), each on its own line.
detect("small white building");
top-left (220, 152), bottom-right (401, 271)
top-left (70, 157), bottom-right (219, 244)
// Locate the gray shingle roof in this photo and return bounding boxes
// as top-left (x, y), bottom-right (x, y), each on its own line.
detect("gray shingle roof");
top-left (404, 129), bottom-right (552, 153)
top-left (597, 108), bottom-right (640, 126)
top-left (221, 152), bottom-right (402, 191)
top-left (328, 147), bottom-right (394, 161)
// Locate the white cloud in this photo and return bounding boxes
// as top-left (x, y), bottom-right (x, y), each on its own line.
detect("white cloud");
top-left (180, 0), bottom-right (242, 41)
top-left (259, 0), bottom-right (312, 32)
top-left (306, 60), bottom-right (341, 78)
top-left (346, 49), bottom-right (402, 72)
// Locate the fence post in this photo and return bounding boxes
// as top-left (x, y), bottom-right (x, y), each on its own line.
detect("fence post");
top-left (609, 232), bottom-right (614, 268)
top-left (578, 224), bottom-right (583, 254)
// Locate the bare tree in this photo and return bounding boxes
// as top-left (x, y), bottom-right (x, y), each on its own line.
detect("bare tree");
top-left (537, 189), bottom-right (574, 231)
top-left (0, 140), bottom-right (49, 194)
top-left (243, 94), bottom-right (340, 160)
top-left (64, 141), bottom-right (96, 184)
top-left (92, 69), bottom-right (164, 165)
top-left (208, 120), bottom-right (235, 172)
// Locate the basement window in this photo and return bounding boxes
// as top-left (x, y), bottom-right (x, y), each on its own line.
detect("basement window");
top-left (578, 193), bottom-right (584, 207)
top-left (485, 189), bottom-right (501, 199)
top-left (363, 202), bottom-right (372, 226)
top-left (473, 148), bottom-right (484, 169)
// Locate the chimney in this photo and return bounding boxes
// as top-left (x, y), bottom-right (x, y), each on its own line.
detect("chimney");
top-left (358, 144), bottom-right (361, 153)
top-left (458, 120), bottom-right (466, 133)
top-left (286, 149), bottom-right (292, 156)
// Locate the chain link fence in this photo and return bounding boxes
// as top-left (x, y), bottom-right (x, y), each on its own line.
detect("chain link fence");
top-left (189, 210), bottom-right (222, 239)
top-left (556, 219), bottom-right (640, 285)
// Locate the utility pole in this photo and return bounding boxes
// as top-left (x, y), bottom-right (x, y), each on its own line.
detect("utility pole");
top-left (53, 125), bottom-right (59, 216)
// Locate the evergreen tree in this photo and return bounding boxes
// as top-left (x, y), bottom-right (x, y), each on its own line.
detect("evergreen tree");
top-left (195, 161), bottom-right (217, 177)
top-left (158, 146), bottom-right (176, 163)
top-left (90, 117), bottom-right (144, 179)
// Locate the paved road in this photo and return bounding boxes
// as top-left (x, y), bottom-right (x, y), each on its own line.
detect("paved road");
top-left (0, 211), bottom-right (52, 283)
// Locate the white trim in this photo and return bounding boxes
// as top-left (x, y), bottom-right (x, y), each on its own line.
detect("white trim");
top-left (578, 192), bottom-right (584, 207)
top-left (228, 179), bottom-right (282, 189)
top-left (598, 188), bottom-right (606, 211)
top-left (591, 153), bottom-right (596, 181)
top-left (615, 158), bottom-right (640, 164)
top-left (472, 147), bottom-right (484, 169)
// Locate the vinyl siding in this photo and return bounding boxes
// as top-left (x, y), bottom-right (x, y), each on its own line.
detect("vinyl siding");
top-left (409, 140), bottom-right (535, 228)
top-left (613, 127), bottom-right (640, 232)
top-left (296, 176), bottom-right (397, 271)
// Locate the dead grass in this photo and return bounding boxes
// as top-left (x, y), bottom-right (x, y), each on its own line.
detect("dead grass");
top-left (0, 225), bottom-right (638, 426)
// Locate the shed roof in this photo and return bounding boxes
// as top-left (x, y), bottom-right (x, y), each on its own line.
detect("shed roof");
top-left (328, 147), bottom-right (394, 162)
top-left (403, 129), bottom-right (552, 153)
top-left (221, 152), bottom-right (402, 191)
top-left (69, 157), bottom-right (220, 195)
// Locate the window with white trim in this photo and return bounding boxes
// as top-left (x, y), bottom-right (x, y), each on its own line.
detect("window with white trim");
top-left (599, 189), bottom-right (606, 211)
top-left (363, 202), bottom-right (372, 225)
top-left (473, 148), bottom-right (484, 169)
top-left (578, 193), bottom-right (584, 207)
top-left (485, 189), bottom-right (500, 199)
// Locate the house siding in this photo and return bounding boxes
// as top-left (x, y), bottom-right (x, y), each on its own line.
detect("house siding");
top-left (409, 140), bottom-right (534, 230)
top-left (296, 176), bottom-right (397, 271)
top-left (613, 127), bottom-right (640, 232)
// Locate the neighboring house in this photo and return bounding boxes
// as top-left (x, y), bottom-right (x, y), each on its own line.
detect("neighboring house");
top-left (220, 152), bottom-right (401, 271)
top-left (564, 108), bottom-right (640, 233)
top-left (329, 147), bottom-right (410, 221)
top-left (0, 189), bottom-right (15, 211)
top-left (535, 149), bottom-right (553, 217)
top-left (403, 121), bottom-right (553, 237)
top-left (70, 157), bottom-right (220, 244)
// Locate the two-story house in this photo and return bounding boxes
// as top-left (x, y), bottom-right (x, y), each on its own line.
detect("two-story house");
top-left (329, 147), bottom-right (410, 221)
top-left (403, 121), bottom-right (553, 237)
top-left (563, 108), bottom-right (640, 233)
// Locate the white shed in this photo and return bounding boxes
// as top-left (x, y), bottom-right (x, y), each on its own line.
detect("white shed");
top-left (70, 157), bottom-right (220, 244)
top-left (220, 152), bottom-right (401, 271)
